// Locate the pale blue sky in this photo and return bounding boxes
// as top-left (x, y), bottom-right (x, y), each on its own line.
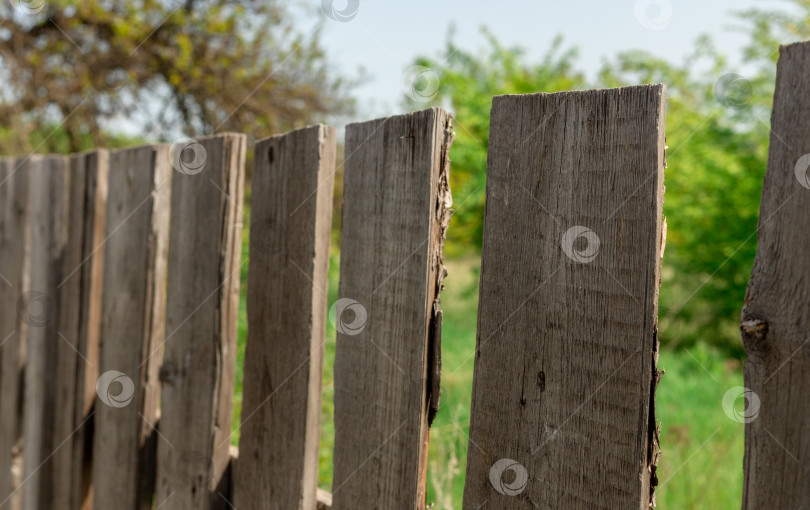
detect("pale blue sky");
top-left (316, 0), bottom-right (773, 123)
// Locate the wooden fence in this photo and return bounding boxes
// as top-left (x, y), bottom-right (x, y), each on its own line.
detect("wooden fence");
top-left (0, 41), bottom-right (809, 510)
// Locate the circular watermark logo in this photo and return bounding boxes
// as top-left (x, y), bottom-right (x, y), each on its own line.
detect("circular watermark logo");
top-left (722, 386), bottom-right (760, 423)
top-left (96, 370), bottom-right (135, 408)
top-left (11, 0), bottom-right (47, 15)
top-left (93, 66), bottom-right (128, 93)
top-left (170, 138), bottom-right (207, 175)
top-left (561, 226), bottom-right (600, 264)
top-left (634, 0), bottom-right (672, 30)
top-left (329, 298), bottom-right (368, 336)
top-left (794, 153), bottom-right (810, 189)
top-left (489, 458), bottom-right (528, 496)
top-left (321, 0), bottom-right (359, 22)
top-left (714, 74), bottom-right (753, 109)
top-left (17, 290), bottom-right (55, 327)
top-left (402, 65), bottom-right (440, 103)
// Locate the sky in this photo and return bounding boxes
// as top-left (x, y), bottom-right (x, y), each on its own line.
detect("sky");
top-left (314, 0), bottom-right (768, 123)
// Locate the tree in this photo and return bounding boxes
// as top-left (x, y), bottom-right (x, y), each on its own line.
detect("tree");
top-left (410, 1), bottom-right (810, 353)
top-left (0, 0), bottom-right (355, 153)
top-left (408, 30), bottom-right (586, 256)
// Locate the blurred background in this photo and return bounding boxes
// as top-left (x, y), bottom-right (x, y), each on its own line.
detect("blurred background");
top-left (2, 0), bottom-right (808, 507)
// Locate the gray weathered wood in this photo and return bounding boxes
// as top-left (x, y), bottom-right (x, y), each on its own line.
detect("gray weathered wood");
top-left (52, 150), bottom-right (108, 510)
top-left (462, 86), bottom-right (666, 509)
top-left (92, 145), bottom-right (172, 510)
top-left (0, 158), bottom-right (32, 510)
top-left (21, 156), bottom-right (70, 510)
top-left (332, 108), bottom-right (453, 509)
top-left (741, 41), bottom-right (810, 508)
top-left (233, 126), bottom-right (336, 510)
top-left (156, 134), bottom-right (245, 510)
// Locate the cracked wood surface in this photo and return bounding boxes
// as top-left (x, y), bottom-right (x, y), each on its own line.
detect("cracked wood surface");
top-left (741, 41), bottom-right (810, 509)
top-left (233, 125), bottom-right (336, 510)
top-left (52, 150), bottom-right (108, 510)
top-left (332, 107), bottom-right (452, 510)
top-left (22, 156), bottom-right (69, 510)
top-left (156, 134), bottom-right (245, 510)
top-left (93, 145), bottom-right (171, 510)
top-left (0, 158), bottom-right (32, 510)
top-left (463, 86), bottom-right (666, 509)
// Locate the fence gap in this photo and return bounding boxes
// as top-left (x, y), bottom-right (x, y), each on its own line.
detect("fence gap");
top-left (155, 134), bottom-right (245, 510)
top-left (462, 86), bottom-right (666, 509)
top-left (741, 40), bottom-right (810, 509)
top-left (0, 158), bottom-right (32, 510)
top-left (232, 125), bottom-right (336, 509)
top-left (92, 145), bottom-right (172, 510)
top-left (331, 107), bottom-right (453, 509)
top-left (22, 155), bottom-right (70, 510)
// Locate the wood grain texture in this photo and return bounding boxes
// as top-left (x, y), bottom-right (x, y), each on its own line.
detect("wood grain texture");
top-left (332, 108), bottom-right (452, 510)
top-left (21, 156), bottom-right (70, 510)
top-left (156, 134), bottom-right (245, 510)
top-left (92, 145), bottom-right (172, 510)
top-left (462, 86), bottom-right (666, 509)
top-left (0, 158), bottom-right (32, 510)
top-left (233, 126), bottom-right (336, 510)
top-left (741, 41), bottom-right (810, 509)
top-left (52, 150), bottom-right (108, 510)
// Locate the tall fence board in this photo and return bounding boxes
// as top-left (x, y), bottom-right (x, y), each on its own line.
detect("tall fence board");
top-left (21, 156), bottom-right (70, 510)
top-left (0, 159), bottom-right (32, 510)
top-left (156, 134), bottom-right (245, 510)
top-left (233, 125), bottom-right (336, 510)
top-left (332, 107), bottom-right (453, 509)
top-left (463, 86), bottom-right (666, 509)
top-left (741, 41), bottom-right (810, 508)
top-left (92, 145), bottom-right (172, 510)
top-left (52, 150), bottom-right (108, 510)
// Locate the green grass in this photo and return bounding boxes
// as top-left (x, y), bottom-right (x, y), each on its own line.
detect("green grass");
top-left (654, 345), bottom-right (745, 508)
top-left (233, 242), bottom-right (746, 508)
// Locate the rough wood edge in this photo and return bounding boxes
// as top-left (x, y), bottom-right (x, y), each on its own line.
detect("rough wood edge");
top-left (332, 107), bottom-right (453, 509)
top-left (418, 113), bottom-right (454, 505)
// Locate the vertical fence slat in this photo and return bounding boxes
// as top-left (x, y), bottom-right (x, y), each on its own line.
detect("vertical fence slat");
top-left (156, 134), bottom-right (245, 510)
top-left (233, 125), bottom-right (336, 509)
top-left (22, 155), bottom-right (70, 510)
top-left (332, 107), bottom-right (453, 509)
top-left (0, 158), bottom-right (32, 510)
top-left (52, 150), bottom-right (108, 510)
top-left (92, 145), bottom-right (172, 510)
top-left (463, 86), bottom-right (666, 509)
top-left (741, 41), bottom-right (810, 509)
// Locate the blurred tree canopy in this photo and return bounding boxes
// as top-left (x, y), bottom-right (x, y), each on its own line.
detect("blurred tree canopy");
top-left (412, 1), bottom-right (810, 353)
top-left (0, 0), bottom-right (355, 153)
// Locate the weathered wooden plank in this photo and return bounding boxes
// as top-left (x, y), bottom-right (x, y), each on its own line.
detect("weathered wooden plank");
top-left (0, 158), bottom-right (32, 510)
top-left (462, 86), bottom-right (666, 509)
top-left (233, 126), bottom-right (336, 510)
top-left (741, 41), bottom-right (810, 508)
top-left (21, 155), bottom-right (70, 510)
top-left (51, 150), bottom-right (108, 510)
top-left (156, 134), bottom-right (245, 510)
top-left (332, 108), bottom-right (452, 509)
top-left (92, 145), bottom-right (172, 510)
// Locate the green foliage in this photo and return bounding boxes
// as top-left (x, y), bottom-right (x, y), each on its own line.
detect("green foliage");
top-left (411, 31), bottom-right (586, 255)
top-left (0, 0), bottom-right (355, 153)
top-left (598, 39), bottom-right (771, 354)
top-left (410, 2), bottom-right (810, 353)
